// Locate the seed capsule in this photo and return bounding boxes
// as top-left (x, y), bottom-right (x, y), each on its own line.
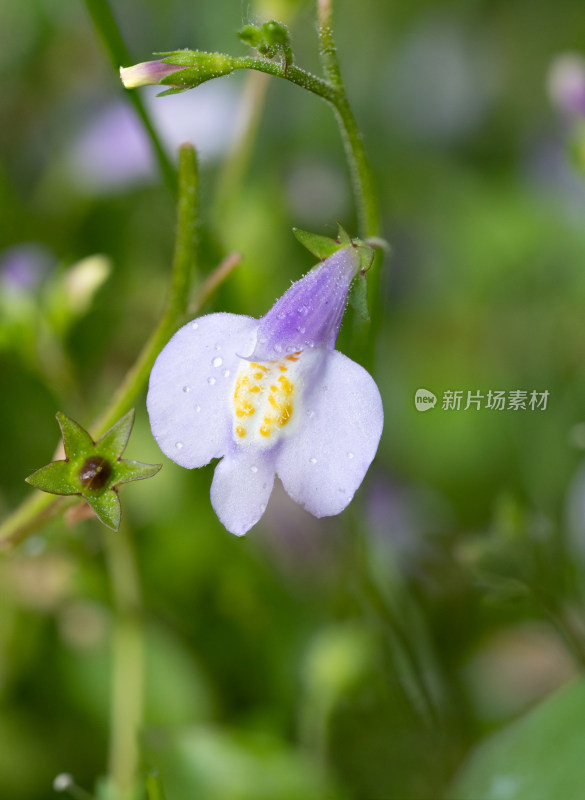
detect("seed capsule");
top-left (79, 456), bottom-right (112, 491)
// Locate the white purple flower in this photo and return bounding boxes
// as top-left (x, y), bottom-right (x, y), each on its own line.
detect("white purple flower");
top-left (147, 245), bottom-right (384, 535)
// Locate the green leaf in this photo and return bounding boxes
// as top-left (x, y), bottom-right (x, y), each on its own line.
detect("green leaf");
top-left (292, 228), bottom-right (341, 260)
top-left (113, 460), bottom-right (162, 487)
top-left (447, 678), bottom-right (585, 800)
top-left (85, 489), bottom-right (121, 531)
top-left (337, 223), bottom-right (352, 246)
top-left (97, 409), bottom-right (135, 458)
top-left (57, 411), bottom-right (94, 458)
top-left (25, 461), bottom-right (77, 495)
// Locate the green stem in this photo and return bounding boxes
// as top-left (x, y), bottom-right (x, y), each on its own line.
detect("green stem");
top-left (230, 55), bottom-right (378, 238)
top-left (82, 0), bottom-right (177, 197)
top-left (0, 145), bottom-right (198, 551)
top-left (104, 524), bottom-right (143, 800)
top-left (93, 143), bottom-right (198, 434)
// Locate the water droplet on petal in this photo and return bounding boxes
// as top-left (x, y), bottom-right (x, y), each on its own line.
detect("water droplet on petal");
top-left (286, 345), bottom-right (297, 353)
top-left (307, 410), bottom-right (315, 419)
top-left (250, 465), bottom-right (258, 473)
top-left (309, 457), bottom-right (317, 464)
top-left (277, 312), bottom-right (286, 320)
top-left (214, 344), bottom-right (221, 351)
top-left (212, 356), bottom-right (223, 368)
top-left (222, 369), bottom-right (230, 378)
top-left (207, 377), bottom-right (216, 386)
top-left (175, 441), bottom-right (184, 450)
top-left (298, 305), bottom-right (308, 315)
top-left (273, 343), bottom-right (283, 353)
top-left (297, 326), bottom-right (306, 334)
top-left (305, 339), bottom-right (315, 348)
top-left (195, 405), bottom-right (201, 412)
top-left (347, 451), bottom-right (355, 459)
top-left (182, 385), bottom-right (190, 393)
top-left (191, 322), bottom-right (199, 330)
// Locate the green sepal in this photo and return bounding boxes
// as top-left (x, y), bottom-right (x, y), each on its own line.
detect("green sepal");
top-left (114, 460), bottom-right (162, 487)
top-left (85, 489), bottom-right (121, 531)
top-left (237, 20), bottom-right (293, 67)
top-left (349, 274), bottom-right (370, 321)
top-left (57, 411), bottom-right (94, 458)
top-left (292, 228), bottom-right (341, 260)
top-left (98, 409), bottom-right (135, 457)
top-left (157, 87), bottom-right (188, 97)
top-left (238, 25), bottom-right (263, 48)
top-left (25, 460), bottom-right (78, 495)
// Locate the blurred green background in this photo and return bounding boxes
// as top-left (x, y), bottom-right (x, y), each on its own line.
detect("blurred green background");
top-left (3, 0), bottom-right (585, 798)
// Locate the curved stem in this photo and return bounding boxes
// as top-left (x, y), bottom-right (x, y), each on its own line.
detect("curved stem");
top-left (230, 54), bottom-right (379, 239)
top-left (0, 145), bottom-right (199, 551)
top-left (83, 0), bottom-right (177, 197)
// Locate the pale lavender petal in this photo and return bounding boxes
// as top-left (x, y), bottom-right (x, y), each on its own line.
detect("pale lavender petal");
top-left (210, 449), bottom-right (275, 536)
top-left (276, 350), bottom-right (383, 517)
top-left (250, 246), bottom-right (360, 361)
top-left (147, 313), bottom-right (258, 469)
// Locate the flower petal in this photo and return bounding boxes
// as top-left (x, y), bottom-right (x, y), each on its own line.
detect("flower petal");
top-left (147, 313), bottom-right (258, 468)
top-left (276, 350), bottom-right (383, 517)
top-left (250, 246), bottom-right (360, 361)
top-left (210, 449), bottom-right (275, 536)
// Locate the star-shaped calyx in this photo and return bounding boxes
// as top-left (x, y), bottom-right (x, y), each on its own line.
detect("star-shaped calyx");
top-left (26, 410), bottom-right (161, 530)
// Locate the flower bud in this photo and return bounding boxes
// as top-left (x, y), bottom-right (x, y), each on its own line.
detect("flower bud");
top-left (120, 51), bottom-right (235, 93)
top-left (120, 60), bottom-right (186, 89)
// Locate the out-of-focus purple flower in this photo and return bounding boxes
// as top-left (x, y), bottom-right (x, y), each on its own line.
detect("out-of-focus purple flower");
top-left (119, 60), bottom-right (186, 89)
top-left (0, 244), bottom-right (53, 291)
top-left (67, 81), bottom-right (238, 193)
top-left (147, 245), bottom-right (384, 536)
top-left (547, 54), bottom-right (585, 118)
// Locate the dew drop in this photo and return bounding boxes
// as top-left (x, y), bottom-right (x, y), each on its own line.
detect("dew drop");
top-left (222, 369), bottom-right (231, 378)
top-left (250, 465), bottom-right (258, 473)
top-left (307, 410), bottom-right (315, 419)
top-left (286, 345), bottom-right (297, 353)
top-left (347, 451), bottom-right (355, 459)
top-left (298, 305), bottom-right (308, 315)
top-left (191, 322), bottom-right (199, 330)
top-left (277, 312), bottom-right (286, 320)
top-left (175, 441), bottom-right (184, 450)
top-left (207, 377), bottom-right (216, 386)
top-left (195, 405), bottom-right (201, 412)
top-left (305, 339), bottom-right (315, 348)
top-left (309, 457), bottom-right (317, 464)
top-left (182, 385), bottom-right (191, 393)
top-left (212, 356), bottom-right (223, 368)
top-left (273, 343), bottom-right (283, 353)
top-left (297, 326), bottom-right (306, 334)
top-left (214, 344), bottom-right (221, 351)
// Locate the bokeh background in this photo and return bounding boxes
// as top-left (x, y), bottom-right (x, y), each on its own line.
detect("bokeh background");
top-left (3, 0), bottom-right (585, 798)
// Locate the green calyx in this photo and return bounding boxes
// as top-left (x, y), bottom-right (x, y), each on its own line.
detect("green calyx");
top-left (157, 50), bottom-right (235, 95)
top-left (25, 410), bottom-right (161, 531)
top-left (293, 225), bottom-right (389, 322)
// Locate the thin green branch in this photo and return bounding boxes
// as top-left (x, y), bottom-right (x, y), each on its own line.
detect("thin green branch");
top-left (316, 0), bottom-right (344, 89)
top-left (83, 0), bottom-right (177, 196)
top-left (230, 54), bottom-right (379, 238)
top-left (0, 145), bottom-right (199, 551)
